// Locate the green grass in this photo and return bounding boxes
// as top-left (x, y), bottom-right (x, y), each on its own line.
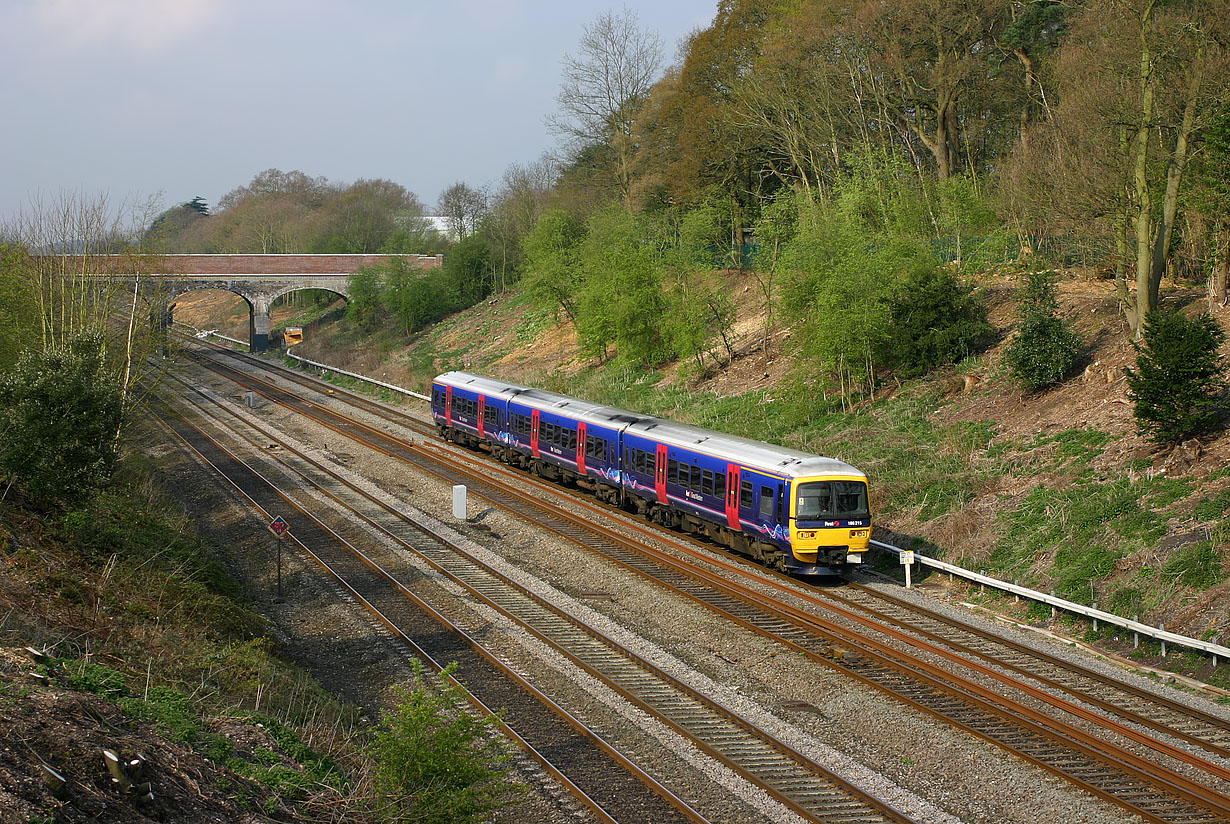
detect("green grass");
top-left (989, 476), bottom-right (1193, 604)
top-left (1162, 541), bottom-right (1227, 589)
top-left (1193, 489), bottom-right (1230, 521)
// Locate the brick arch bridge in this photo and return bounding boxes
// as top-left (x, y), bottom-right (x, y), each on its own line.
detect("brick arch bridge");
top-left (68, 253), bottom-right (442, 351)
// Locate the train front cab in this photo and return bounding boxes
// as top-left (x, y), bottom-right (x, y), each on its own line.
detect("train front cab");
top-left (788, 475), bottom-right (872, 576)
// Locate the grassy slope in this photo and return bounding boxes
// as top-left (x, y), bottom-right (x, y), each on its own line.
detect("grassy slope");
top-left (186, 270), bottom-right (1230, 688)
top-left (0, 447), bottom-right (363, 821)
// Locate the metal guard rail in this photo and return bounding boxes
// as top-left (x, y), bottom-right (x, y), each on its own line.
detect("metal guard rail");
top-left (873, 539), bottom-right (1230, 665)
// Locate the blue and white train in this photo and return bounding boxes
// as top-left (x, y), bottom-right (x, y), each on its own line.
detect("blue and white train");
top-left (430, 371), bottom-right (872, 575)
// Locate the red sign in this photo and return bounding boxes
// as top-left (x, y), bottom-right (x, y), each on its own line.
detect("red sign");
top-left (267, 516), bottom-right (290, 537)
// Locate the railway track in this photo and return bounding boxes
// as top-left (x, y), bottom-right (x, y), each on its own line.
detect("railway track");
top-left (158, 373), bottom-right (921, 824)
top-left (176, 344), bottom-right (1230, 823)
top-left (241, 347), bottom-right (1230, 747)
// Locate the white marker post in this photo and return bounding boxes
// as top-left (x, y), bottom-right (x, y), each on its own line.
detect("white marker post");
top-left (900, 549), bottom-right (916, 588)
top-left (452, 485), bottom-right (467, 521)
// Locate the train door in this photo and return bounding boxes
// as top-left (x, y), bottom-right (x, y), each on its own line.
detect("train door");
top-left (576, 421), bottom-right (587, 475)
top-left (725, 463), bottom-right (741, 529)
top-left (530, 409), bottom-right (540, 458)
top-left (654, 443), bottom-right (668, 503)
top-left (445, 386), bottom-right (453, 427)
top-left (477, 395), bottom-right (486, 437)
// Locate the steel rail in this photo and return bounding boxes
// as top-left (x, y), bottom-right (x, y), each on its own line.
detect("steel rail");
top-left (165, 373), bottom-right (920, 824)
top-left (240, 347), bottom-right (1230, 750)
top-left (181, 346), bottom-right (1230, 823)
top-left (150, 400), bottom-right (709, 824)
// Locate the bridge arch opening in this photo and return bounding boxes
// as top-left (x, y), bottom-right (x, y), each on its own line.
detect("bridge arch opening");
top-left (167, 287), bottom-right (254, 344)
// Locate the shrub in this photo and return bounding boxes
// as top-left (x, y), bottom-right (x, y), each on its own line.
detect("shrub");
top-left (367, 662), bottom-right (521, 824)
top-left (882, 266), bottom-right (991, 377)
top-left (1125, 310), bottom-right (1227, 443)
top-left (0, 332), bottom-right (124, 503)
top-left (1003, 270), bottom-right (1082, 391)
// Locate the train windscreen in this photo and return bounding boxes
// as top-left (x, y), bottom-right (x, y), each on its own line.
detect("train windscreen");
top-left (794, 480), bottom-right (869, 520)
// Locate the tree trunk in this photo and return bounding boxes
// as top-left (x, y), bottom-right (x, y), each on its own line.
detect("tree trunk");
top-left (1148, 45), bottom-right (1205, 310)
top-left (1212, 230), bottom-right (1230, 309)
top-left (1130, 15), bottom-right (1156, 338)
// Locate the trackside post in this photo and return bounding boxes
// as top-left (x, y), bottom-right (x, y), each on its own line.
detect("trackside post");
top-left (267, 516), bottom-right (290, 598)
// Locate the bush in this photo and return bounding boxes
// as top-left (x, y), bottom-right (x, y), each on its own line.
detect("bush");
top-left (367, 662), bottom-right (521, 824)
top-left (1003, 270), bottom-right (1082, 391)
top-left (882, 266), bottom-right (991, 376)
top-left (1125, 310), bottom-right (1227, 443)
top-left (0, 332), bottom-right (124, 503)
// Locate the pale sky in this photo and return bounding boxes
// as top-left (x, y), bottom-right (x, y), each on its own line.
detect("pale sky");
top-left (1, 0), bottom-right (717, 221)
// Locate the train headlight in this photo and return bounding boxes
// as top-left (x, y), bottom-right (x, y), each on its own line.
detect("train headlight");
top-left (849, 529), bottom-right (870, 539)
top-left (797, 530), bottom-right (817, 539)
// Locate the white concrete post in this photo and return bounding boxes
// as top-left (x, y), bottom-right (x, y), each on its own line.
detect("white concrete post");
top-left (452, 485), bottom-right (467, 520)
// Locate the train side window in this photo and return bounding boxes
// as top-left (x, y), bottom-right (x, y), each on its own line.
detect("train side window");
top-left (668, 459), bottom-right (678, 484)
top-left (690, 465), bottom-right (702, 491)
top-left (715, 474), bottom-right (725, 499)
top-left (740, 480), bottom-right (754, 508)
top-left (701, 469), bottom-right (714, 496)
top-left (760, 485), bottom-right (775, 520)
top-left (647, 452), bottom-right (656, 477)
top-left (568, 430), bottom-right (577, 450)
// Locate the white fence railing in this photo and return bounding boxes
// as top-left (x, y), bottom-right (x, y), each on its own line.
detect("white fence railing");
top-left (873, 539), bottom-right (1230, 665)
top-left (283, 349), bottom-right (430, 401)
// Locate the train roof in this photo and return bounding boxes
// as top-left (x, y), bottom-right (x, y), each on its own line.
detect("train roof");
top-left (623, 417), bottom-right (864, 480)
top-left (433, 371), bottom-right (532, 400)
top-left (437, 371), bottom-right (652, 431)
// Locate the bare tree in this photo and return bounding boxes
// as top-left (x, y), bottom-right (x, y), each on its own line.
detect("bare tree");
top-left (436, 181), bottom-right (488, 241)
top-left (547, 8), bottom-right (664, 198)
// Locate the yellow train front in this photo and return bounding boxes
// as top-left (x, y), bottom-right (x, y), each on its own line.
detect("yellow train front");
top-left (786, 471), bottom-right (872, 574)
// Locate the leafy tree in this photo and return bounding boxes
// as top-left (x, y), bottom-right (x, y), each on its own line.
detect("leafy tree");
top-left (781, 191), bottom-right (923, 402)
top-left (1126, 310), bottom-right (1227, 443)
top-left (882, 266), bottom-right (991, 377)
top-left (444, 236), bottom-right (494, 307)
top-left (0, 333), bottom-right (124, 504)
top-left (1003, 270), bottom-right (1082, 391)
top-left (384, 261), bottom-right (447, 335)
top-left (346, 266), bottom-right (384, 332)
top-left (576, 206), bottom-right (670, 366)
top-left (366, 661), bottom-right (521, 824)
top-left (521, 209), bottom-right (585, 321)
top-left (0, 244), bottom-right (40, 371)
